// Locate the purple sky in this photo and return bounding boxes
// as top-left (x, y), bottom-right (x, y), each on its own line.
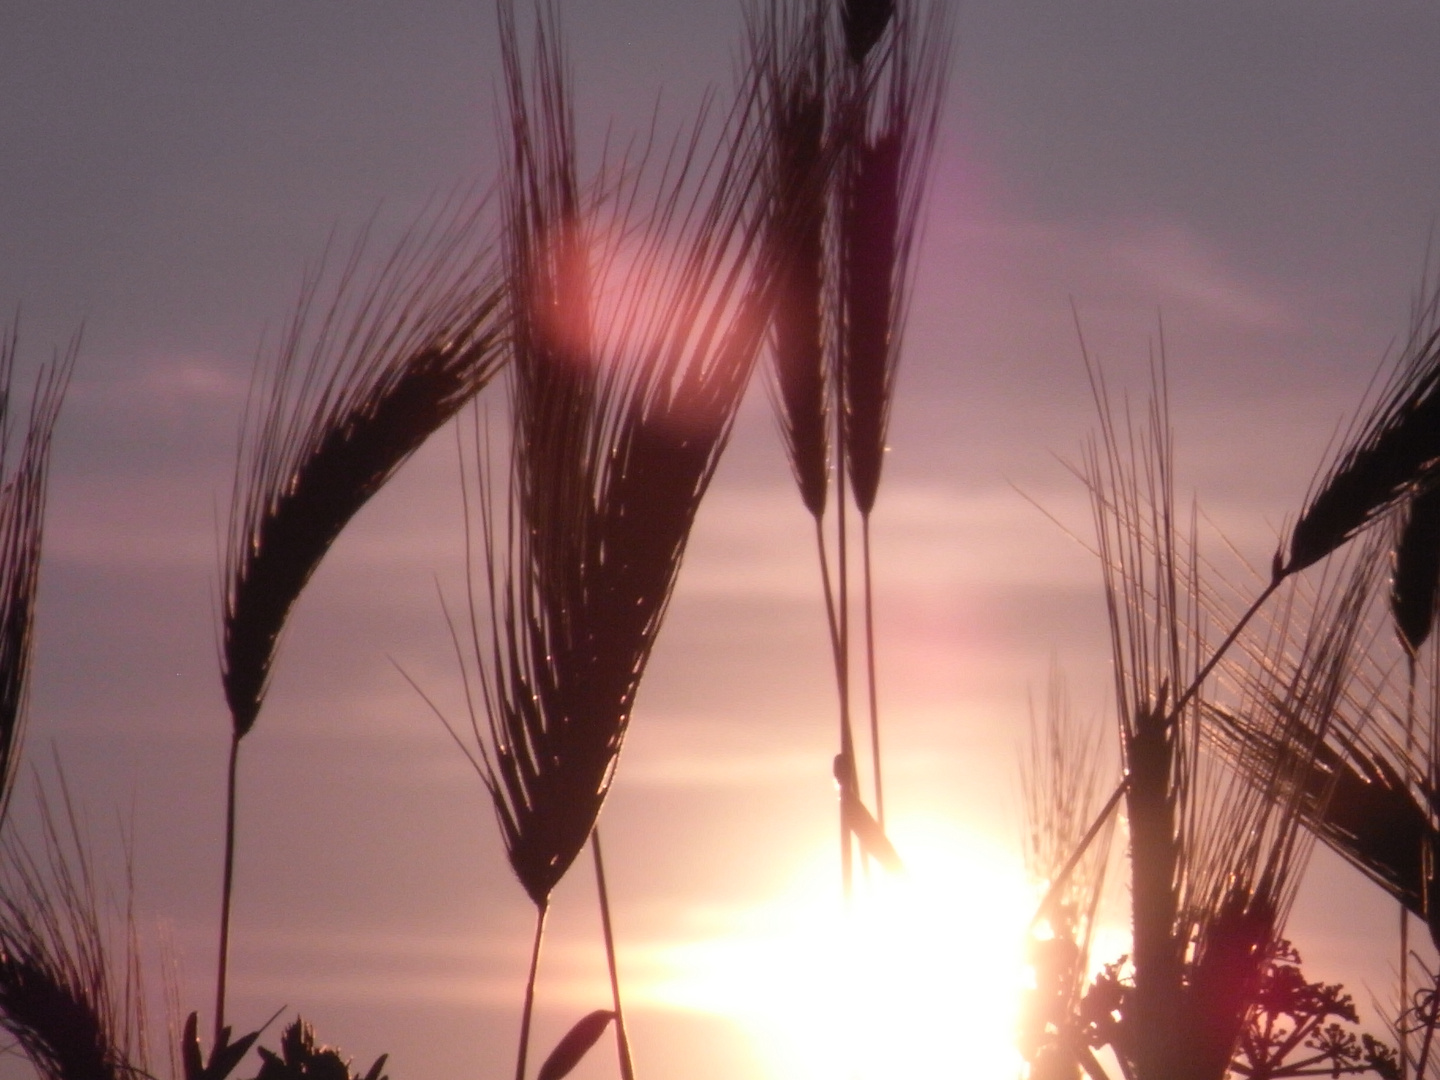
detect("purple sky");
top-left (2, 2), bottom-right (1440, 1078)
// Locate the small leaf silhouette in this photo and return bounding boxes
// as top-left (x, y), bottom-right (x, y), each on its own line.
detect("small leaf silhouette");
top-left (253, 1016), bottom-right (388, 1080)
top-left (535, 1010), bottom-right (616, 1080)
top-left (180, 1011), bottom-right (263, 1080)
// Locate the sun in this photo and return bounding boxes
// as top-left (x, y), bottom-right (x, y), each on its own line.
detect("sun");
top-left (648, 815), bottom-right (1034, 1080)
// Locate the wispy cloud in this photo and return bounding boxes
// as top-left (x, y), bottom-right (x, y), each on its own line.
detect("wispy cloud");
top-left (1113, 218), bottom-right (1294, 330)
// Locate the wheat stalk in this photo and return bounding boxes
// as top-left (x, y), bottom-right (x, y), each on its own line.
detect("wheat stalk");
top-left (215, 194), bottom-right (503, 1045)
top-left (1079, 364), bottom-right (1342, 1080)
top-left (839, 0), bottom-right (948, 829)
top-left (456, 5), bottom-right (774, 1076)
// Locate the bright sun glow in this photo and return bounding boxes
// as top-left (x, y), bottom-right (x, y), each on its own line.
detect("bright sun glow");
top-left (646, 816), bottom-right (1034, 1080)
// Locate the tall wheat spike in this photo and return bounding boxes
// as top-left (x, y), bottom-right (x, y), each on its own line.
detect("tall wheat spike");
top-left (216, 195), bottom-right (503, 1045)
top-left (1078, 362), bottom-right (1347, 1080)
top-left (839, 0), bottom-right (947, 521)
top-left (838, 0), bottom-right (948, 827)
top-left (453, 5), bottom-right (774, 1078)
top-left (760, 0), bottom-right (831, 523)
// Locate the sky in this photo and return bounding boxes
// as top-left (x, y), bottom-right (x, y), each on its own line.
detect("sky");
top-left (2, 2), bottom-right (1440, 1079)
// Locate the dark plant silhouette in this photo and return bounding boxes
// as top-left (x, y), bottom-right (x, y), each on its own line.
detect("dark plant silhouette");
top-left (1231, 942), bottom-right (1398, 1080)
top-left (431, 4), bottom-right (777, 1078)
top-left (753, 0), bottom-right (949, 894)
top-left (251, 1017), bottom-right (388, 1080)
top-left (216, 196), bottom-right (504, 1045)
top-left (1040, 354), bottom-right (1388, 1080)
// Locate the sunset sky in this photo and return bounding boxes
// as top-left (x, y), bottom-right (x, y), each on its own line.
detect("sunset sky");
top-left (2, 3), bottom-right (1439, 1078)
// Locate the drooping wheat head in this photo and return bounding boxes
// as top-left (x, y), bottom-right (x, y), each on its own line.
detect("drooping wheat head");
top-left (468, 0), bottom-right (774, 911)
top-left (1207, 542), bottom-right (1440, 939)
top-left (458, 8), bottom-right (773, 1076)
top-left (1284, 278), bottom-right (1440, 579)
top-left (223, 195), bottom-right (504, 740)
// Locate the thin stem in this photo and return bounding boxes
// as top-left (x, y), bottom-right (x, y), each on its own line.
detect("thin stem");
top-left (806, 515), bottom-right (846, 898)
top-left (214, 732), bottom-right (241, 1050)
top-left (1404, 658), bottom-right (1418, 1080)
top-left (811, 513), bottom-right (855, 897)
top-left (591, 830), bottom-right (634, 1080)
top-left (813, 514), bottom-right (843, 696)
top-left (1029, 773), bottom-right (1125, 933)
top-left (516, 903), bottom-right (548, 1080)
top-left (835, 353), bottom-right (855, 898)
top-left (1403, 906), bottom-right (1412, 1080)
top-left (1075, 1043), bottom-right (1116, 1080)
top-left (861, 514), bottom-right (883, 826)
top-left (1169, 574), bottom-right (1281, 722)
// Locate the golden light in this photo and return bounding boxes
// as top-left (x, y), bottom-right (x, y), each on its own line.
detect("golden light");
top-left (645, 815), bottom-right (1035, 1080)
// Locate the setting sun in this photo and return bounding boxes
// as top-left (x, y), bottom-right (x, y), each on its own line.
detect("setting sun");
top-left (643, 817), bottom-right (1033, 1080)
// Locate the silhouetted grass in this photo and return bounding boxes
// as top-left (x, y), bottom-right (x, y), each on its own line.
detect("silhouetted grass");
top-left (3, 5), bottom-right (1437, 1080)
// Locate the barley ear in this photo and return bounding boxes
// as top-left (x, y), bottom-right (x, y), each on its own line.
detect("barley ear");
top-left (840, 0), bottom-right (949, 517)
top-left (841, 128), bottom-right (899, 515)
top-left (759, 0), bottom-right (831, 519)
top-left (1284, 282), bottom-right (1440, 577)
top-left (475, 0), bottom-right (773, 909)
top-left (222, 198), bottom-right (503, 738)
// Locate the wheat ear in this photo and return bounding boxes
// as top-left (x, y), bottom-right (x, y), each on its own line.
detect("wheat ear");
top-left (465, 3), bottom-right (775, 1075)
top-left (840, 0), bottom-right (949, 828)
top-left (1284, 279), bottom-right (1440, 577)
top-left (216, 195), bottom-right (503, 1044)
top-left (1081, 362), bottom-right (1337, 1080)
